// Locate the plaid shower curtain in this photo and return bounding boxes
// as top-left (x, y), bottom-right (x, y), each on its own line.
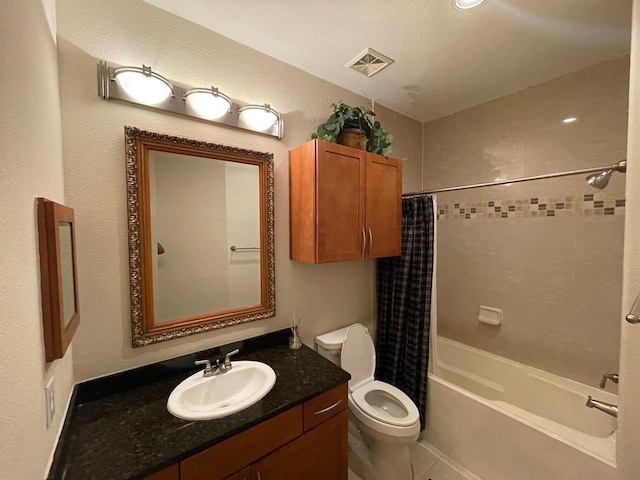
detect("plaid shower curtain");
top-left (375, 194), bottom-right (434, 429)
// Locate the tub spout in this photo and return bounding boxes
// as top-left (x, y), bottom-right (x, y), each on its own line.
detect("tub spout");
top-left (586, 396), bottom-right (618, 418)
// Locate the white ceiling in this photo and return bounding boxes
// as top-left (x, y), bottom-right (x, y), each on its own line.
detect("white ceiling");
top-left (144, 0), bottom-right (632, 122)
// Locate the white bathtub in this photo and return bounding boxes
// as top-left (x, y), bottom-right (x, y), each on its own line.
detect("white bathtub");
top-left (423, 336), bottom-right (617, 480)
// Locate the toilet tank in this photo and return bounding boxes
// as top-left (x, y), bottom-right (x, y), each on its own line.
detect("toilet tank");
top-left (314, 325), bottom-right (352, 367)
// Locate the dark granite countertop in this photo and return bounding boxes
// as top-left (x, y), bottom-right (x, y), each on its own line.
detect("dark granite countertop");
top-left (49, 332), bottom-right (350, 480)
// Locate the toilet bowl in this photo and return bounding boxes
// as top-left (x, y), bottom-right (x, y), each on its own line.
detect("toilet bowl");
top-left (315, 323), bottom-right (420, 480)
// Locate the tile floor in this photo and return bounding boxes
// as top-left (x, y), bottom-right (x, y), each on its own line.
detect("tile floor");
top-left (348, 440), bottom-right (478, 480)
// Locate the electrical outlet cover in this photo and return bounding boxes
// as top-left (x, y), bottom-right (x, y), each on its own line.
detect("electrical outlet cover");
top-left (45, 377), bottom-right (55, 428)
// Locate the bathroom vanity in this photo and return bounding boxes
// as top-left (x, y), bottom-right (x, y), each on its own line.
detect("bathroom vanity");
top-left (178, 385), bottom-right (347, 480)
top-left (47, 330), bottom-right (350, 480)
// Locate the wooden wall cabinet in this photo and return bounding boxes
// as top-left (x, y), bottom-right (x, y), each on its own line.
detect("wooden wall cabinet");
top-left (289, 140), bottom-right (402, 263)
top-left (175, 384), bottom-right (348, 480)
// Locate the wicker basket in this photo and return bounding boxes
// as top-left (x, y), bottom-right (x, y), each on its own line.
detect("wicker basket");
top-left (336, 128), bottom-right (368, 151)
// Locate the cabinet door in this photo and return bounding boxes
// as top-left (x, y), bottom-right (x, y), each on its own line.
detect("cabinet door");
top-left (223, 466), bottom-right (255, 480)
top-left (365, 153), bottom-right (402, 258)
top-left (316, 142), bottom-right (366, 263)
top-left (181, 406), bottom-right (303, 480)
top-left (255, 410), bottom-right (348, 480)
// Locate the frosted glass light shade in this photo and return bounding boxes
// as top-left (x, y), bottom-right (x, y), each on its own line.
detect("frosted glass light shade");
top-left (185, 88), bottom-right (232, 120)
top-left (239, 105), bottom-right (279, 131)
top-left (454, 0), bottom-right (486, 9)
top-left (114, 66), bottom-right (173, 105)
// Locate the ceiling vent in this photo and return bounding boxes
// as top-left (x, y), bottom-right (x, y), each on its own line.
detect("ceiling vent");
top-left (346, 48), bottom-right (394, 77)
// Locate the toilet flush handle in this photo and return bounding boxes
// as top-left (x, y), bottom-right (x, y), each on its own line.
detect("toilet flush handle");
top-left (314, 399), bottom-right (342, 415)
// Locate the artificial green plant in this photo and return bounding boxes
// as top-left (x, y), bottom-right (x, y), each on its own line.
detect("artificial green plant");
top-left (310, 102), bottom-right (393, 155)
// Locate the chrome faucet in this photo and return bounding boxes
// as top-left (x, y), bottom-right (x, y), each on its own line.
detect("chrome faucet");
top-left (194, 359), bottom-right (219, 377)
top-left (586, 396), bottom-right (618, 418)
top-left (194, 349), bottom-right (240, 377)
top-left (600, 373), bottom-right (619, 389)
top-left (221, 349), bottom-right (240, 372)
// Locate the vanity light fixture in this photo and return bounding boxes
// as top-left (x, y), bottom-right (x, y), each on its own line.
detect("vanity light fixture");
top-left (454, 0), bottom-right (487, 10)
top-left (113, 65), bottom-right (174, 105)
top-left (97, 61), bottom-right (284, 139)
top-left (184, 87), bottom-right (232, 120)
top-left (239, 104), bottom-right (281, 131)
top-left (562, 116), bottom-right (578, 124)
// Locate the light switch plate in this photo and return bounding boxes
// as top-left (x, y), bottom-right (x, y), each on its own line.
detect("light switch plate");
top-left (45, 377), bottom-right (55, 428)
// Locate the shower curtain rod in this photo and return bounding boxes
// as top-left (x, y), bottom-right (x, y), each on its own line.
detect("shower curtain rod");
top-left (403, 159), bottom-right (627, 196)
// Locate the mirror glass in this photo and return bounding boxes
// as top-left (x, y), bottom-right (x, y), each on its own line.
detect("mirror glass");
top-left (148, 151), bottom-right (261, 323)
top-left (126, 127), bottom-right (275, 346)
top-left (58, 221), bottom-right (76, 327)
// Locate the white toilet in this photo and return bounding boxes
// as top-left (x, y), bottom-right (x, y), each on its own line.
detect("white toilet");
top-left (315, 323), bottom-right (420, 480)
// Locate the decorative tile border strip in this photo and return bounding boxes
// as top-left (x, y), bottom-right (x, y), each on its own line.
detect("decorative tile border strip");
top-left (437, 193), bottom-right (625, 220)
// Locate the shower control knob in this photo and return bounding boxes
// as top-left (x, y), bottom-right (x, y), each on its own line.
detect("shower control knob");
top-left (599, 373), bottom-right (619, 389)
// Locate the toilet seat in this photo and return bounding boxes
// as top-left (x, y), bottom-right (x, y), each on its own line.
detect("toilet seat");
top-left (350, 380), bottom-right (420, 427)
top-left (341, 324), bottom-right (420, 434)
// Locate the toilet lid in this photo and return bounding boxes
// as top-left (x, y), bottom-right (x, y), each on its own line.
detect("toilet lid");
top-left (341, 323), bottom-right (376, 391)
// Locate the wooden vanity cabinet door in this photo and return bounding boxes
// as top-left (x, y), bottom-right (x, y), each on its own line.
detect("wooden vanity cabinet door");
top-left (255, 410), bottom-right (348, 480)
top-left (365, 152), bottom-right (402, 259)
top-left (180, 406), bottom-right (303, 480)
top-left (223, 466), bottom-right (254, 480)
top-left (290, 140), bottom-right (365, 263)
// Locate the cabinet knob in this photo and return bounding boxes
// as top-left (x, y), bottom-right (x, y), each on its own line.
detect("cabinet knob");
top-left (361, 228), bottom-right (366, 259)
top-left (368, 228), bottom-right (373, 255)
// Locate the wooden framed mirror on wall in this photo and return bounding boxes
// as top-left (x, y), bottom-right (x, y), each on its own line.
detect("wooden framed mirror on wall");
top-left (37, 198), bottom-right (80, 362)
top-left (125, 127), bottom-right (275, 347)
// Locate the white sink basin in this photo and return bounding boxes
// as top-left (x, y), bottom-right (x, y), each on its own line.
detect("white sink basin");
top-left (167, 361), bottom-right (276, 420)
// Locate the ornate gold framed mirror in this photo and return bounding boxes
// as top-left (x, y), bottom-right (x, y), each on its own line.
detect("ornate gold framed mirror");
top-left (125, 127), bottom-right (275, 346)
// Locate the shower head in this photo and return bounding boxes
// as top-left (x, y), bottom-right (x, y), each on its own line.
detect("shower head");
top-left (586, 168), bottom-right (614, 189)
top-left (586, 160), bottom-right (627, 190)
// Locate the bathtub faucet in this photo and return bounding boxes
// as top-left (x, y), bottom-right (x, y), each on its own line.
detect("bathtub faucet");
top-left (586, 396), bottom-right (618, 418)
top-left (599, 373), bottom-right (619, 389)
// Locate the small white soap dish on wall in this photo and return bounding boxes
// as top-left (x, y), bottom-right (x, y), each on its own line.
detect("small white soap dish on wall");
top-left (478, 306), bottom-right (503, 326)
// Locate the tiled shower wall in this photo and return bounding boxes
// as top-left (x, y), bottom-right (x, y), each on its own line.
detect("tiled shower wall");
top-left (423, 56), bottom-right (629, 386)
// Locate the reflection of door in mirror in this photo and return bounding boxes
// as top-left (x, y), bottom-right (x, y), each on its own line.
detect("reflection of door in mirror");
top-left (148, 151), bottom-right (261, 324)
top-left (125, 126), bottom-right (275, 347)
top-left (58, 221), bottom-right (77, 327)
top-left (225, 162), bottom-right (261, 306)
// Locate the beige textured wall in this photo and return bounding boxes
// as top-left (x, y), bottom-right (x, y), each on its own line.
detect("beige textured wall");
top-left (0, 0), bottom-right (75, 478)
top-left (618, 0), bottom-right (640, 476)
top-left (424, 57), bottom-right (629, 385)
top-left (56, 0), bottom-right (422, 381)
top-left (375, 104), bottom-right (424, 193)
